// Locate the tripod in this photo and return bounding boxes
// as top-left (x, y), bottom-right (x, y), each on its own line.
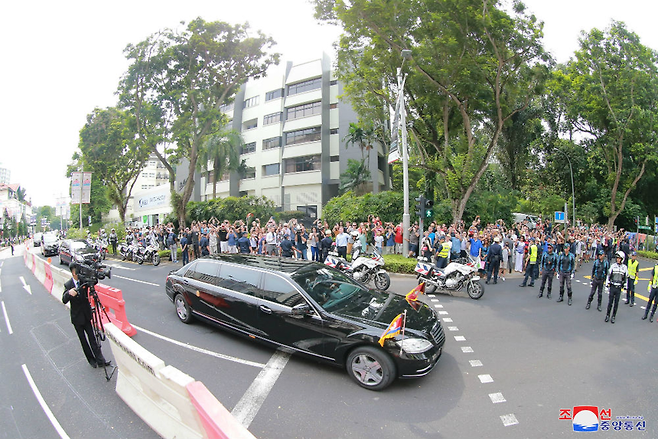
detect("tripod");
top-left (84, 282), bottom-right (118, 381)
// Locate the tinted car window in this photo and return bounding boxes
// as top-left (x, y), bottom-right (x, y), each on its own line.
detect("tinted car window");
top-left (183, 262), bottom-right (197, 279)
top-left (218, 265), bottom-right (262, 297)
top-left (292, 265), bottom-right (366, 311)
top-left (191, 260), bottom-right (220, 285)
top-left (261, 276), bottom-right (306, 307)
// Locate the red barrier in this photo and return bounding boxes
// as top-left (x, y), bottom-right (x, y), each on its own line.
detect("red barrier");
top-left (43, 263), bottom-right (54, 294)
top-left (31, 254), bottom-right (37, 273)
top-left (92, 283), bottom-right (137, 337)
top-left (186, 381), bottom-right (256, 439)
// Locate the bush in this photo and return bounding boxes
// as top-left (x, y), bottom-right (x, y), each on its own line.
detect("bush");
top-left (382, 254), bottom-right (418, 274)
top-left (158, 249), bottom-right (182, 260)
top-left (638, 250), bottom-right (658, 260)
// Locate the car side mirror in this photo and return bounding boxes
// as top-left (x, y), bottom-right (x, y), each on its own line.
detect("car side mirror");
top-left (290, 303), bottom-right (311, 318)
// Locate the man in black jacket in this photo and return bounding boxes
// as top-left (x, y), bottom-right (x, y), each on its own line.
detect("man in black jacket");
top-left (485, 237), bottom-right (502, 284)
top-left (62, 262), bottom-right (110, 368)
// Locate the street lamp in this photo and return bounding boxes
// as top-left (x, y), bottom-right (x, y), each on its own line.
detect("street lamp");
top-left (556, 150), bottom-right (575, 227)
top-left (399, 49), bottom-right (412, 256)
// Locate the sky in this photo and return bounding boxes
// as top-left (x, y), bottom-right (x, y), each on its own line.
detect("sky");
top-left (1, 0), bottom-right (656, 208)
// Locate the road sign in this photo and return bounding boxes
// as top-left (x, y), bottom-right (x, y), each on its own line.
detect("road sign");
top-left (554, 211), bottom-right (566, 223)
top-left (638, 225), bottom-right (651, 231)
top-left (655, 217), bottom-right (658, 234)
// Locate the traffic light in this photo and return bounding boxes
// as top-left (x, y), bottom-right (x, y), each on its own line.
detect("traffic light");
top-left (425, 199), bottom-right (434, 219)
top-left (415, 195), bottom-right (426, 218)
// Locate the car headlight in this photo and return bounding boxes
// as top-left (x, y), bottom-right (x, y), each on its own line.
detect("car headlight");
top-left (396, 338), bottom-right (433, 354)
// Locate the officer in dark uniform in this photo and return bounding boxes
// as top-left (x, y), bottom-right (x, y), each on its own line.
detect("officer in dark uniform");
top-left (642, 262), bottom-right (658, 322)
top-left (587, 250), bottom-right (609, 311)
top-left (537, 243), bottom-right (557, 299)
top-left (605, 251), bottom-right (627, 323)
top-left (279, 234), bottom-right (296, 258)
top-left (557, 244), bottom-right (575, 305)
top-left (485, 236), bottom-right (502, 284)
top-left (62, 262), bottom-right (110, 368)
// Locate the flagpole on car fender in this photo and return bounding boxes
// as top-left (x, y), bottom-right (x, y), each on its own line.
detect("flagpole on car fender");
top-left (400, 310), bottom-right (407, 355)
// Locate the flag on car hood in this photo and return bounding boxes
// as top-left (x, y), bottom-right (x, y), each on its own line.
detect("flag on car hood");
top-left (378, 313), bottom-right (404, 346)
top-left (405, 283), bottom-right (425, 310)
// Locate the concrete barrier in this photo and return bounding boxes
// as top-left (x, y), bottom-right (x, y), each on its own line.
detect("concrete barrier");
top-left (105, 324), bottom-right (256, 439)
top-left (94, 284), bottom-right (137, 337)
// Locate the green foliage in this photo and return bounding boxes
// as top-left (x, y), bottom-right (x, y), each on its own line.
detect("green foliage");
top-left (638, 250), bottom-right (658, 260)
top-left (68, 175), bottom-right (112, 229)
top-left (382, 254), bottom-right (417, 274)
top-left (186, 196), bottom-right (277, 224)
top-left (339, 159), bottom-right (371, 195)
top-left (322, 191), bottom-right (407, 226)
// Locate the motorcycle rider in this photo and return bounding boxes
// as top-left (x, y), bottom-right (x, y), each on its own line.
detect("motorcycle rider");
top-left (587, 250), bottom-right (609, 311)
top-left (642, 260), bottom-right (658, 322)
top-left (626, 251), bottom-right (639, 307)
top-left (537, 242), bottom-right (558, 299)
top-left (605, 251), bottom-right (627, 323)
top-left (557, 244), bottom-right (575, 305)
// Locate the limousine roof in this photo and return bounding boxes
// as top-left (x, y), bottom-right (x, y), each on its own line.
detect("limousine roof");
top-left (204, 254), bottom-right (316, 274)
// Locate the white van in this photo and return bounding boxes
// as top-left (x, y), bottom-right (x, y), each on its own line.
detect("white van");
top-left (512, 213), bottom-right (540, 229)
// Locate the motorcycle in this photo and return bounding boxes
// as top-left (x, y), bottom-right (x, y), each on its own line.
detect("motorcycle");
top-left (325, 245), bottom-right (391, 291)
top-left (118, 242), bottom-right (132, 261)
top-left (141, 243), bottom-right (161, 266)
top-left (415, 256), bottom-right (484, 300)
top-left (92, 238), bottom-right (108, 260)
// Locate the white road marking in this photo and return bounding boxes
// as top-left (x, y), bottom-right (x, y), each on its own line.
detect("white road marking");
top-left (232, 350), bottom-right (290, 428)
top-left (469, 360), bottom-right (483, 367)
top-left (105, 263), bottom-right (136, 271)
top-left (428, 294), bottom-right (436, 298)
top-left (0, 278), bottom-right (2, 292)
top-left (461, 346), bottom-right (474, 353)
top-left (434, 304), bottom-right (444, 308)
top-left (443, 318), bottom-right (453, 323)
top-left (454, 335), bottom-right (466, 341)
top-left (447, 326), bottom-right (459, 331)
top-left (439, 311), bottom-right (449, 315)
top-left (500, 413), bottom-right (519, 426)
top-left (478, 374), bottom-right (494, 383)
top-left (430, 299), bottom-right (440, 302)
top-left (22, 364), bottom-right (71, 439)
top-left (2, 301), bottom-right (13, 334)
top-left (112, 274), bottom-right (160, 287)
top-left (131, 324), bottom-right (265, 368)
top-left (489, 392), bottom-right (506, 403)
top-left (20, 276), bottom-right (32, 295)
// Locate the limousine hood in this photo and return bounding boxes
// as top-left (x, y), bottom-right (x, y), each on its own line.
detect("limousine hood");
top-left (333, 289), bottom-right (437, 332)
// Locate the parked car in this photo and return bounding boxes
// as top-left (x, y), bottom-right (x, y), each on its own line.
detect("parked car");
top-left (41, 233), bottom-right (60, 257)
top-left (58, 239), bottom-right (99, 266)
top-left (165, 254), bottom-right (445, 390)
top-left (33, 232), bottom-right (43, 247)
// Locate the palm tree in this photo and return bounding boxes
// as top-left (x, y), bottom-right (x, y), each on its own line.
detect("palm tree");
top-left (15, 186), bottom-right (27, 202)
top-left (199, 129), bottom-right (244, 199)
top-left (339, 159), bottom-right (371, 195)
top-left (343, 123), bottom-right (376, 161)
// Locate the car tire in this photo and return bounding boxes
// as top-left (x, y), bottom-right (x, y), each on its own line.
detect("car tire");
top-left (346, 345), bottom-right (396, 391)
top-left (174, 293), bottom-right (193, 323)
top-left (467, 280), bottom-right (485, 300)
top-left (374, 272), bottom-right (391, 291)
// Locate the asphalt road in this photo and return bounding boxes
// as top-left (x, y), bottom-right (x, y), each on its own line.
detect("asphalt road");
top-left (5, 247), bottom-right (657, 438)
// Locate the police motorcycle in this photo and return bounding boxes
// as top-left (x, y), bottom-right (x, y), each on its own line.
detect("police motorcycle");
top-left (324, 242), bottom-right (391, 291)
top-left (139, 242), bottom-right (161, 266)
top-left (415, 255), bottom-right (485, 299)
top-left (92, 238), bottom-right (108, 260)
top-left (118, 242), bottom-right (132, 261)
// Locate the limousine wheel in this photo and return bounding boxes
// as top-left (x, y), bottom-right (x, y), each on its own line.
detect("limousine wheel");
top-left (174, 294), bottom-right (193, 323)
top-left (346, 346), bottom-right (395, 390)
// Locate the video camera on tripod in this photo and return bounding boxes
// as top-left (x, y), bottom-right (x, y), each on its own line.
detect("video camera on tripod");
top-left (75, 256), bottom-right (112, 286)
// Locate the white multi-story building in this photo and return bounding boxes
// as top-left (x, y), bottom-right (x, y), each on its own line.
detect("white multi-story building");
top-left (0, 164), bottom-right (10, 185)
top-left (197, 53), bottom-right (391, 219)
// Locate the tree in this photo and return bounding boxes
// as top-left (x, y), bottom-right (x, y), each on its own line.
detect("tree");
top-left (339, 159), bottom-right (372, 195)
top-left (15, 186), bottom-right (27, 203)
top-left (77, 107), bottom-right (150, 222)
top-left (565, 21), bottom-right (658, 229)
top-left (119, 18), bottom-right (279, 227)
top-left (199, 129), bottom-right (244, 199)
top-left (315, 0), bottom-right (551, 222)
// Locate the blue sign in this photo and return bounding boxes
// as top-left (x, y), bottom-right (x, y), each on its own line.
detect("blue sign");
top-left (655, 216), bottom-right (658, 233)
top-left (555, 211), bottom-right (566, 223)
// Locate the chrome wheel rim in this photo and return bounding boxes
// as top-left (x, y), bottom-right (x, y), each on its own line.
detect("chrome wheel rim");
top-left (175, 296), bottom-right (188, 320)
top-left (350, 353), bottom-right (383, 386)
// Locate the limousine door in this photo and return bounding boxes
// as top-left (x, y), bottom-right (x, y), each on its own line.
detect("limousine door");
top-left (255, 275), bottom-right (338, 360)
top-left (211, 264), bottom-right (265, 337)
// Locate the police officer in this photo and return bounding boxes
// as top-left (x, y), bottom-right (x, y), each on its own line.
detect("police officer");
top-left (642, 261), bottom-right (658, 322)
top-left (587, 250), bottom-right (609, 311)
top-left (435, 235), bottom-right (450, 269)
top-left (519, 238), bottom-right (538, 287)
top-left (108, 228), bottom-right (118, 255)
top-left (605, 251), bottom-right (627, 323)
top-left (557, 244), bottom-right (575, 305)
top-left (537, 243), bottom-right (557, 299)
top-left (485, 236), bottom-right (502, 284)
top-left (626, 251), bottom-right (639, 307)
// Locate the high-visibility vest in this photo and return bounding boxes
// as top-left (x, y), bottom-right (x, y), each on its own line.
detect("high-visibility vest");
top-left (650, 266), bottom-right (658, 290)
top-left (628, 259), bottom-right (639, 279)
top-left (529, 245), bottom-right (538, 263)
top-left (438, 242), bottom-right (450, 258)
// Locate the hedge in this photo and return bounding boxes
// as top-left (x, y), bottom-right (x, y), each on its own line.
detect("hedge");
top-left (638, 250), bottom-right (658, 260)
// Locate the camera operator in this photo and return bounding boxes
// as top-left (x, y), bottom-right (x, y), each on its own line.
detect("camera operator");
top-left (61, 262), bottom-right (111, 368)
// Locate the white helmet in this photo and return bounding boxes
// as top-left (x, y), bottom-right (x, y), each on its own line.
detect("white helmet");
top-left (615, 251), bottom-right (625, 260)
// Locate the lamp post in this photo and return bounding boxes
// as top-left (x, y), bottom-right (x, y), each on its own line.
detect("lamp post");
top-left (399, 49), bottom-right (412, 256)
top-left (557, 150), bottom-right (575, 227)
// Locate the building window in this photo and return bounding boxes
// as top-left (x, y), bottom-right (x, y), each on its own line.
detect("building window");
top-left (265, 89), bottom-right (283, 101)
top-left (285, 126), bottom-right (321, 145)
top-left (287, 77), bottom-right (322, 96)
top-left (330, 128), bottom-right (338, 135)
top-left (330, 156), bottom-right (339, 162)
top-left (263, 163), bottom-right (280, 176)
top-left (286, 101), bottom-right (321, 121)
top-left (244, 96), bottom-right (259, 108)
top-left (241, 142), bottom-right (256, 155)
top-left (330, 80), bottom-right (338, 86)
top-left (241, 166), bottom-right (256, 179)
top-left (263, 112), bottom-right (282, 125)
top-left (329, 103), bottom-right (338, 109)
top-left (243, 119), bottom-right (258, 131)
top-left (285, 155), bottom-right (321, 173)
top-left (263, 136), bottom-right (282, 150)
top-left (220, 102), bottom-right (234, 112)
